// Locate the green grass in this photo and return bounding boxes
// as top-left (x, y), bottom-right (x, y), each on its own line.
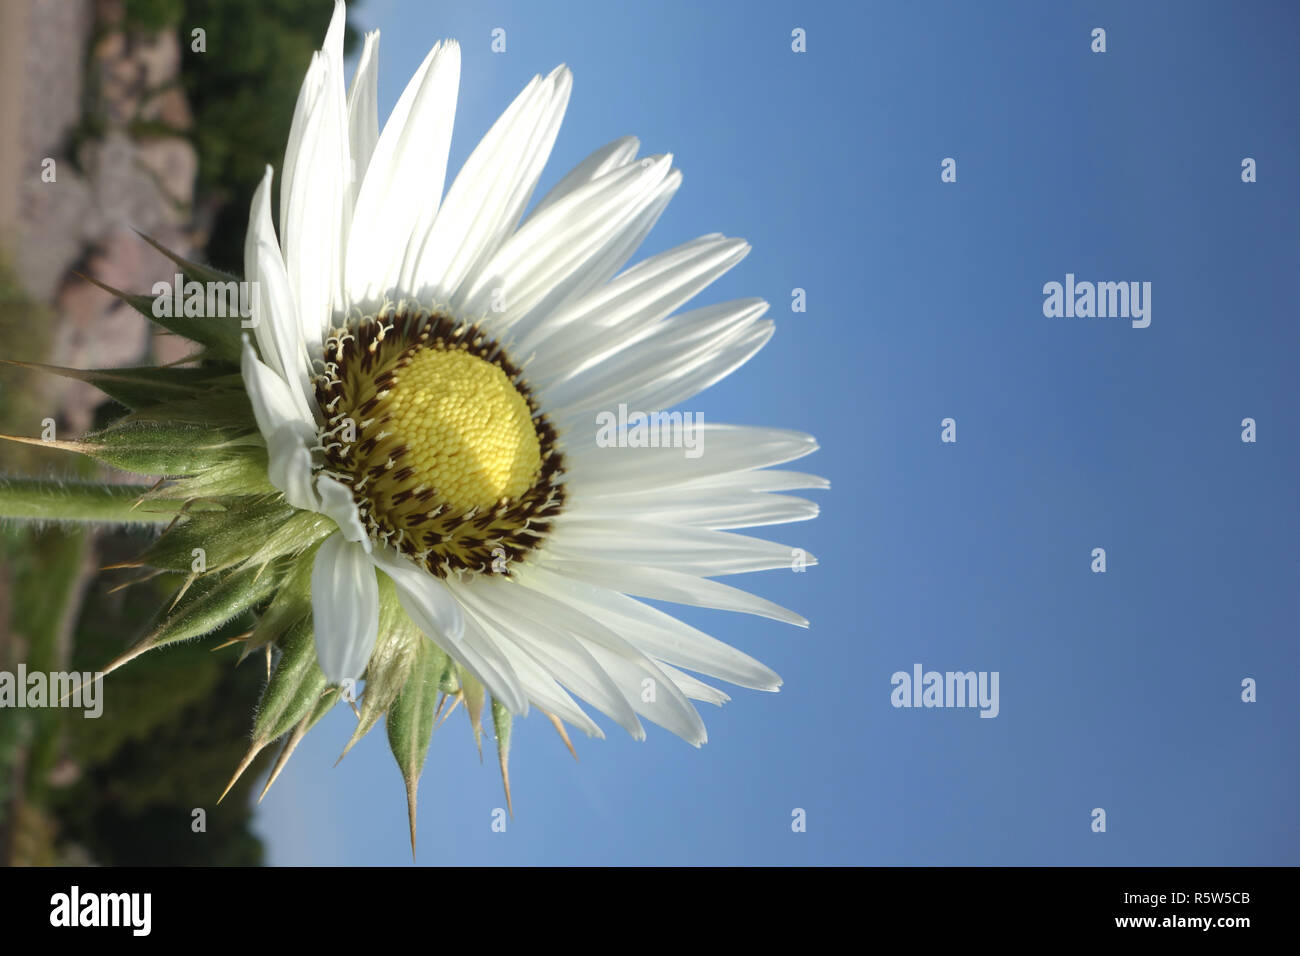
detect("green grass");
top-left (0, 260), bottom-right (93, 854)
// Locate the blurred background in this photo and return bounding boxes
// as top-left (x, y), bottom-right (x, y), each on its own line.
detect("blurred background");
top-left (0, 0), bottom-right (354, 865)
top-left (2, 0), bottom-right (1298, 866)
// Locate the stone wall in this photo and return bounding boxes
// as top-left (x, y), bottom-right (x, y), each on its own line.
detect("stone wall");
top-left (4, 0), bottom-right (202, 433)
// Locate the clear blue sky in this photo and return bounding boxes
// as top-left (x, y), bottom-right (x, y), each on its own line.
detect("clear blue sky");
top-left (255, 0), bottom-right (1300, 865)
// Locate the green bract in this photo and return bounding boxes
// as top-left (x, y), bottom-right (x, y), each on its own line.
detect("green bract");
top-left (0, 240), bottom-right (519, 855)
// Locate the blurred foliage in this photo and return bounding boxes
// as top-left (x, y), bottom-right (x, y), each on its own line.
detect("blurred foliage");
top-left (3, 519), bottom-right (276, 865)
top-left (48, 533), bottom-right (274, 866)
top-left (0, 258), bottom-right (61, 474)
top-left (0, 259), bottom-right (93, 857)
top-left (0, 260), bottom-right (53, 844)
top-left (3, 1), bottom-right (363, 865)
top-left (124, 0), bottom-right (186, 32)
top-left (180, 0), bottom-right (361, 271)
top-left (2, 525), bottom-right (87, 811)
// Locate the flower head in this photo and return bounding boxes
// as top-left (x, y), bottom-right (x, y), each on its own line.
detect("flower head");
top-left (5, 0), bottom-right (823, 850)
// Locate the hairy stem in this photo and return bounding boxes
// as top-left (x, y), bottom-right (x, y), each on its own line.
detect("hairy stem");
top-left (0, 477), bottom-right (197, 524)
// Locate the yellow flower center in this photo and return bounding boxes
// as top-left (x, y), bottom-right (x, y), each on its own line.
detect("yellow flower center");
top-left (315, 308), bottom-right (565, 578)
top-left (377, 348), bottom-right (541, 512)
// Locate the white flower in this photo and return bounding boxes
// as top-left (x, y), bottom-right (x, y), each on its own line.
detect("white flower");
top-left (240, 0), bottom-right (822, 746)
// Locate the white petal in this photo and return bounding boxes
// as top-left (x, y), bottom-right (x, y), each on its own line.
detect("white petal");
top-left (478, 574), bottom-right (706, 744)
top-left (622, 321), bottom-right (774, 416)
top-left (503, 139), bottom-right (668, 340)
top-left (255, 236), bottom-right (319, 420)
top-left (346, 30), bottom-right (380, 196)
top-left (311, 531), bottom-right (379, 684)
top-left (315, 475), bottom-right (369, 549)
top-left (550, 315), bottom-right (773, 432)
top-left (280, 1), bottom-right (349, 286)
top-left (453, 606), bottom-right (529, 715)
top-left (345, 40), bottom-right (460, 308)
top-left (656, 663), bottom-right (731, 706)
top-left (454, 155), bottom-right (674, 326)
top-left (278, 64), bottom-right (315, 238)
top-left (240, 338), bottom-right (312, 439)
top-left (516, 563), bottom-right (782, 691)
top-left (511, 585), bottom-right (708, 745)
top-left (267, 422), bottom-right (318, 511)
top-left (565, 464), bottom-right (830, 528)
top-left (244, 336), bottom-right (316, 510)
top-left (547, 518), bottom-right (807, 575)
top-left (526, 135), bottom-right (640, 220)
top-left (244, 167), bottom-right (316, 421)
top-left (243, 167), bottom-right (272, 362)
top-left (280, 0), bottom-right (348, 233)
top-left (523, 240), bottom-right (752, 387)
top-left (534, 556), bottom-right (808, 627)
top-left (368, 548), bottom-right (462, 639)
top-left (563, 424), bottom-right (818, 494)
top-left (322, 1), bottom-right (346, 72)
top-left (501, 666), bottom-right (604, 738)
top-left (455, 578), bottom-right (643, 738)
top-left (667, 469), bottom-right (831, 496)
top-left (505, 169), bottom-right (681, 340)
top-left (403, 65), bottom-right (572, 303)
top-left (550, 295), bottom-right (762, 398)
top-left (567, 488), bottom-right (819, 530)
top-left (369, 550), bottom-right (527, 715)
top-left (245, 169), bottom-right (284, 373)
top-left (456, 609), bottom-right (604, 738)
top-left (281, 43), bottom-right (350, 351)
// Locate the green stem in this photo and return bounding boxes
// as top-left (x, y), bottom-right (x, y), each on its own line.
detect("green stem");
top-left (0, 477), bottom-right (197, 524)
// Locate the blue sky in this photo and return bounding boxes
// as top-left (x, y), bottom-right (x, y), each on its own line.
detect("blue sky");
top-left (256, 0), bottom-right (1300, 865)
